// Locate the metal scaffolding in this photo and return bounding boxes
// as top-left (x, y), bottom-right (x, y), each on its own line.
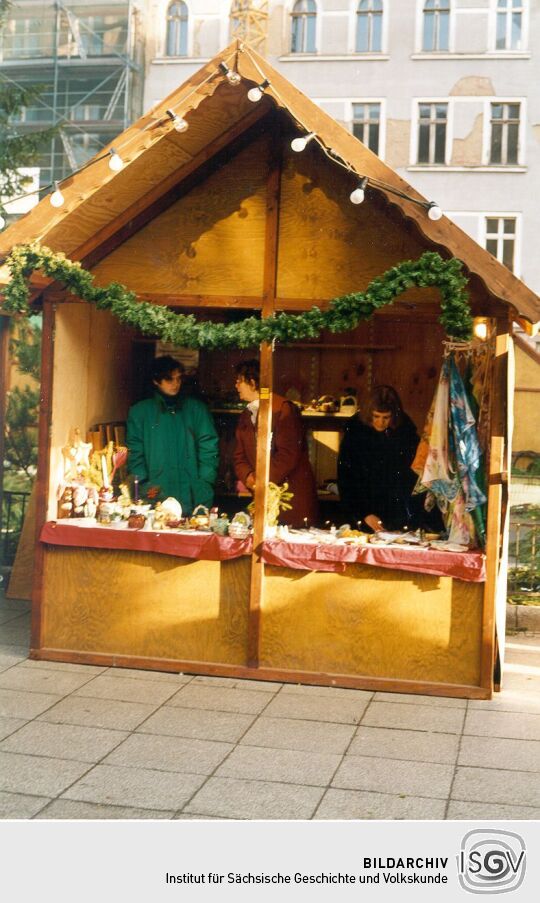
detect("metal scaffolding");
top-left (0, 0), bottom-right (142, 188)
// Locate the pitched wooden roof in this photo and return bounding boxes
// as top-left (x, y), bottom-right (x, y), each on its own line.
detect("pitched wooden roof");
top-left (1, 40), bottom-right (539, 329)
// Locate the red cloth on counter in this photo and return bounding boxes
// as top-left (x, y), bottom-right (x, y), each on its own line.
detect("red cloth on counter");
top-left (40, 521), bottom-right (252, 561)
top-left (259, 539), bottom-right (485, 582)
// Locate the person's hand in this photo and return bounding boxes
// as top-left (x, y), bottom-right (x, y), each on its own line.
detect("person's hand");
top-left (364, 514), bottom-right (384, 533)
top-left (245, 473), bottom-right (256, 491)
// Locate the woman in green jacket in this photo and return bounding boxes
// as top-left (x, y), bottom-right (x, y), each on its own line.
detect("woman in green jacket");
top-left (126, 356), bottom-right (219, 514)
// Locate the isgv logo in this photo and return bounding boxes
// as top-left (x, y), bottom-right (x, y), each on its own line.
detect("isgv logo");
top-left (457, 829), bottom-right (526, 894)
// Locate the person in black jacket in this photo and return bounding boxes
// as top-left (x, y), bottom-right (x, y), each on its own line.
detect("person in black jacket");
top-left (338, 385), bottom-right (422, 533)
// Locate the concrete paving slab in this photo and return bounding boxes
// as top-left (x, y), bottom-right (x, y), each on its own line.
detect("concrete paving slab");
top-left (0, 720), bottom-right (128, 763)
top-left (373, 692), bottom-right (466, 708)
top-left (73, 674), bottom-right (179, 706)
top-left (240, 716), bottom-right (355, 755)
top-left (458, 734), bottom-right (540, 772)
top-left (332, 755), bottom-right (454, 799)
top-left (447, 800), bottom-right (540, 819)
top-left (215, 744), bottom-right (341, 787)
top-left (103, 667), bottom-right (192, 684)
top-left (0, 750), bottom-right (90, 797)
top-left (0, 791), bottom-right (51, 819)
top-left (348, 726), bottom-right (459, 765)
top-left (315, 789), bottom-right (447, 820)
top-left (452, 766), bottom-right (540, 808)
top-left (17, 660), bottom-right (108, 675)
top-left (0, 667), bottom-right (98, 695)
top-left (167, 685), bottom-right (272, 715)
top-left (280, 684), bottom-right (373, 701)
top-left (262, 692), bottom-right (369, 725)
top-left (0, 624), bottom-right (30, 646)
top-left (0, 611), bottom-right (26, 626)
top-left (184, 776), bottom-right (324, 820)
top-left (35, 799), bottom-right (174, 819)
top-left (103, 733), bottom-right (233, 775)
top-left (363, 701), bottom-right (465, 734)
top-left (191, 676), bottom-right (281, 692)
top-left (0, 715), bottom-right (28, 741)
top-left (468, 689), bottom-right (540, 715)
top-left (464, 709), bottom-right (540, 741)
top-left (62, 764), bottom-right (206, 811)
top-left (0, 649), bottom-right (28, 672)
top-left (137, 707), bottom-right (256, 743)
top-left (38, 695), bottom-right (157, 731)
top-left (0, 688), bottom-right (61, 719)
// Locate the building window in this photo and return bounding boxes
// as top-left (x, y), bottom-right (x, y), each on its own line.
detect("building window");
top-left (485, 217), bottom-right (516, 270)
top-left (422, 0), bottom-right (450, 52)
top-left (291, 0), bottom-right (316, 54)
top-left (490, 102), bottom-right (520, 164)
top-left (496, 0), bottom-right (524, 51)
top-left (417, 103), bottom-right (447, 164)
top-left (356, 0), bottom-right (383, 52)
top-left (352, 103), bottom-right (381, 154)
top-left (166, 1), bottom-right (188, 57)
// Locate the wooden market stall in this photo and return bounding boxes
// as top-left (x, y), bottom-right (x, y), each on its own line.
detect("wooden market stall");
top-left (1, 42), bottom-right (539, 699)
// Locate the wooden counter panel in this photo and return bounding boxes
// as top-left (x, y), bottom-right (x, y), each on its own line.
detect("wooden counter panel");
top-left (260, 565), bottom-right (483, 686)
top-left (41, 548), bottom-right (250, 666)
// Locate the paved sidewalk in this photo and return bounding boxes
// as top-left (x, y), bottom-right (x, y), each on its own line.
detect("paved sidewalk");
top-left (0, 590), bottom-right (539, 820)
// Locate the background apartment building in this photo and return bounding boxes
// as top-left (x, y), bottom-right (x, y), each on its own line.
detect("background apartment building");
top-left (139, 0), bottom-right (540, 303)
top-left (1, 2), bottom-right (539, 302)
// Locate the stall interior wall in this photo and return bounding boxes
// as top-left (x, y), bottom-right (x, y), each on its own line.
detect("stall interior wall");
top-left (49, 304), bottom-right (134, 519)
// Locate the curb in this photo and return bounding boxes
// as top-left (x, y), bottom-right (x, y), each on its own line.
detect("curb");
top-left (507, 603), bottom-right (540, 634)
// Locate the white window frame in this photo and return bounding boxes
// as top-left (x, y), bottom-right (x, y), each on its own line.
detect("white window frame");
top-left (410, 97), bottom-right (453, 167)
top-left (482, 213), bottom-right (521, 276)
top-left (349, 98), bottom-right (386, 159)
top-left (415, 0), bottom-right (455, 54)
top-left (350, 0), bottom-right (387, 55)
top-left (161, 0), bottom-right (192, 58)
top-left (488, 0), bottom-right (529, 53)
top-left (481, 97), bottom-right (526, 167)
top-left (288, 0), bottom-right (320, 55)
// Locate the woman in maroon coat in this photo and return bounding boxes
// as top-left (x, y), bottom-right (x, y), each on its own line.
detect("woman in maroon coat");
top-left (233, 360), bottom-right (318, 528)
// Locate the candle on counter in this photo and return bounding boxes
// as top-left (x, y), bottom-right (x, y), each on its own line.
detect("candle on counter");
top-left (101, 454), bottom-right (109, 489)
top-left (133, 477), bottom-right (139, 503)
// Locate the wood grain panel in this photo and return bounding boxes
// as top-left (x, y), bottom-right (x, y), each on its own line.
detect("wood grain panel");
top-left (91, 137), bottom-right (270, 297)
top-left (260, 565), bottom-right (483, 686)
top-left (41, 548), bottom-right (250, 666)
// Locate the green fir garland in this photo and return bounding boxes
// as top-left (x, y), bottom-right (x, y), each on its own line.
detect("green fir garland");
top-left (1, 243), bottom-right (473, 346)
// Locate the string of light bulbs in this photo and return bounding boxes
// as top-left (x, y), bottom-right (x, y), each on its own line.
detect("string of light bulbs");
top-left (0, 45), bottom-right (443, 232)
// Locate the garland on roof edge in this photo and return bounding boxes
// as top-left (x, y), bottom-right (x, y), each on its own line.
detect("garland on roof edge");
top-left (1, 244), bottom-right (473, 346)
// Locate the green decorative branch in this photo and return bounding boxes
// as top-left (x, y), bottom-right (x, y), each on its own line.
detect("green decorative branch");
top-left (1, 243), bottom-right (473, 346)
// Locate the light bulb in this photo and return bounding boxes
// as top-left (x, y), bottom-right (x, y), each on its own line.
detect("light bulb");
top-left (50, 182), bottom-right (65, 208)
top-left (473, 319), bottom-right (488, 340)
top-left (428, 202), bottom-right (443, 221)
top-left (350, 177), bottom-right (368, 205)
top-left (291, 132), bottom-right (315, 153)
top-left (0, 213), bottom-right (5, 230)
top-left (219, 61), bottom-right (241, 86)
top-left (172, 115), bottom-right (188, 133)
top-left (108, 148), bottom-right (124, 171)
top-left (247, 79), bottom-right (269, 103)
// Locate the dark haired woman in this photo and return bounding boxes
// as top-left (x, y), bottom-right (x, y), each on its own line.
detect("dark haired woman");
top-left (338, 385), bottom-right (423, 533)
top-left (233, 359), bottom-right (318, 528)
top-left (126, 355), bottom-right (218, 512)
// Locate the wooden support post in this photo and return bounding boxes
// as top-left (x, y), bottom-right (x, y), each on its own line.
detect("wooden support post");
top-left (480, 319), bottom-right (509, 695)
top-left (30, 301), bottom-right (55, 653)
top-left (247, 137), bottom-right (282, 668)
